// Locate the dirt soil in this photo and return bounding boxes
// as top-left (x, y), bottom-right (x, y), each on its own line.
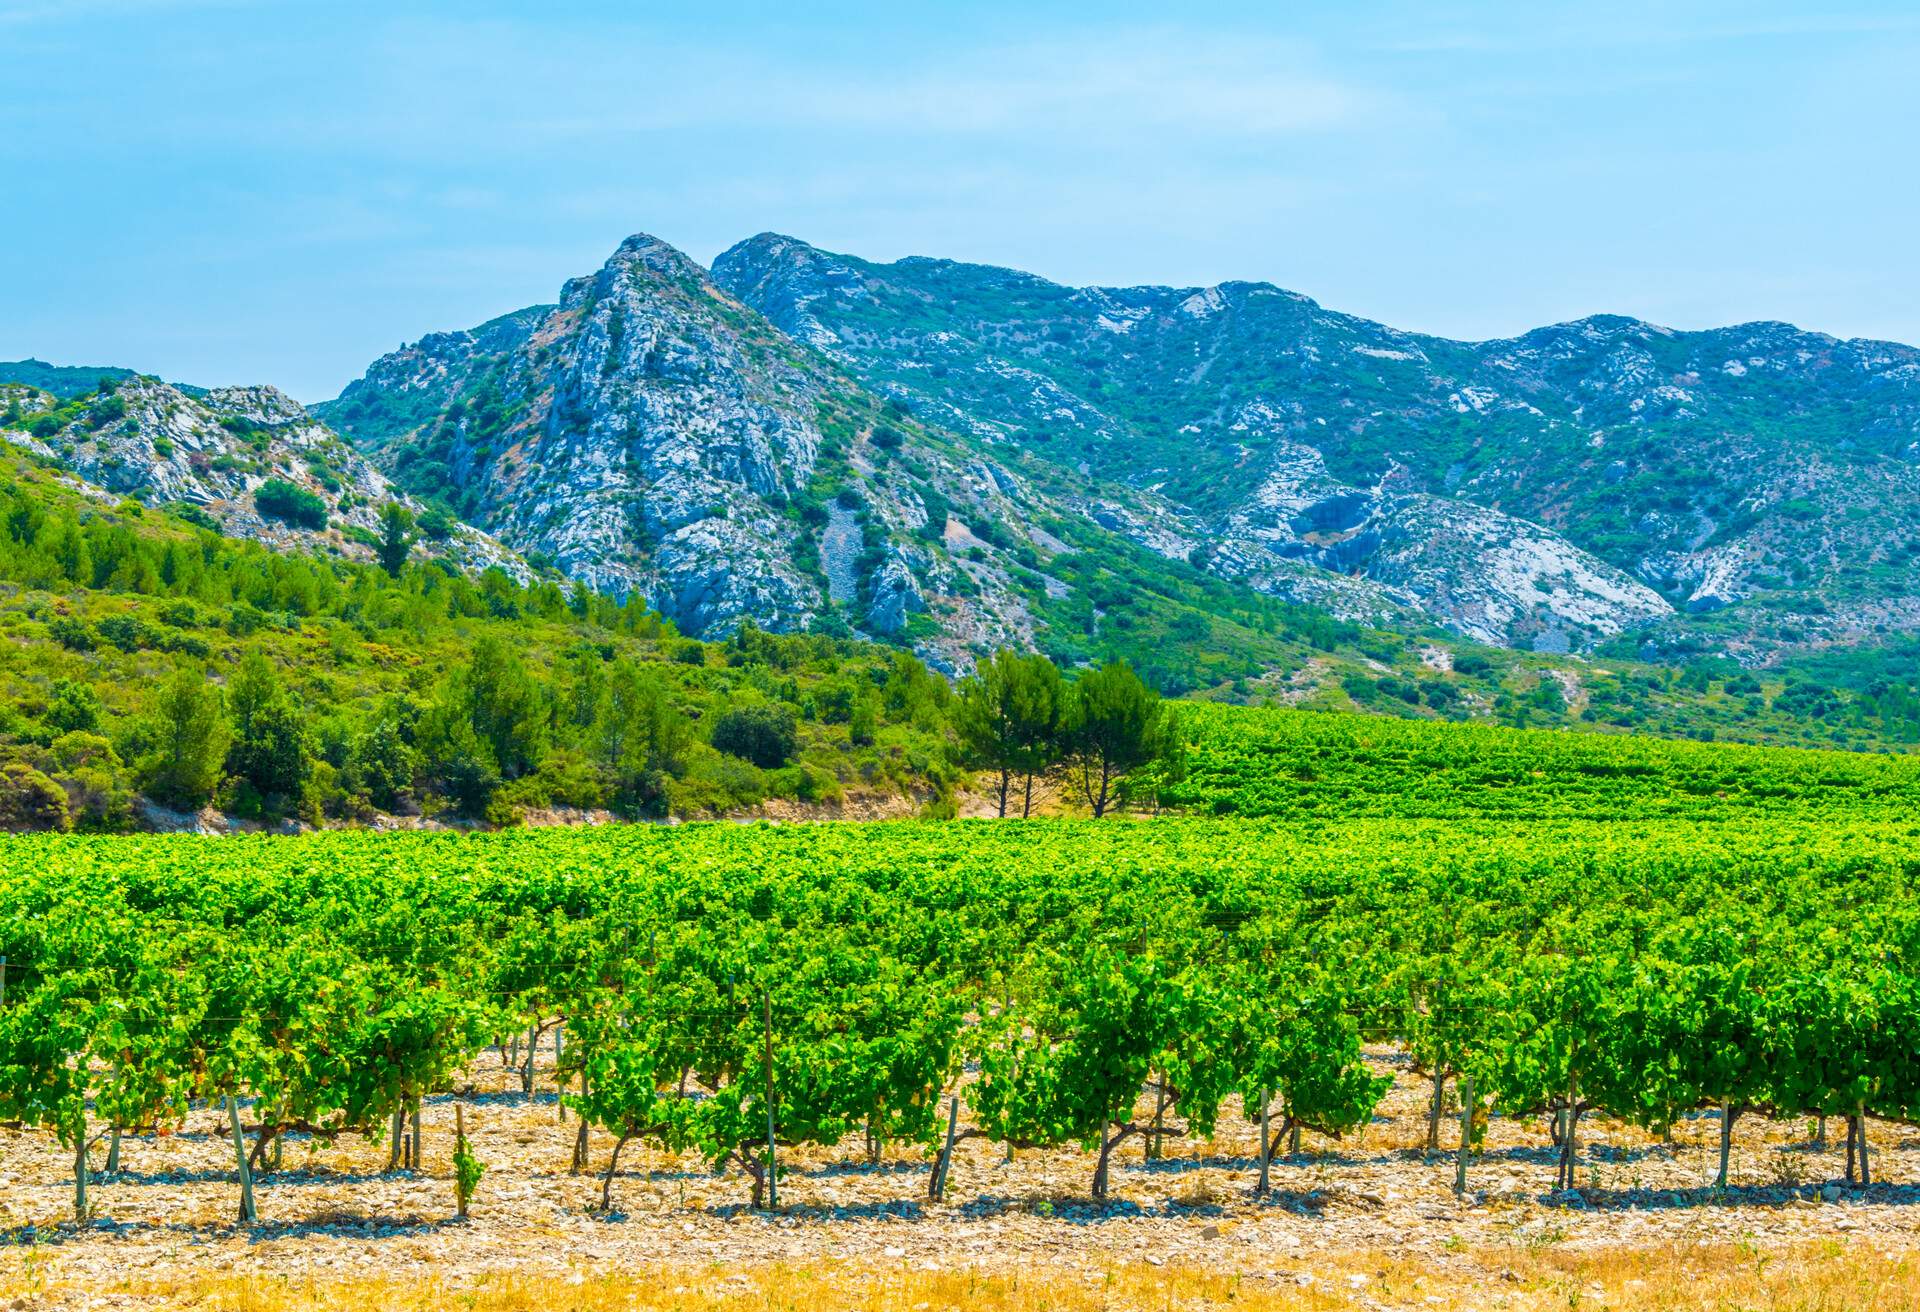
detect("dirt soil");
top-left (0, 1043), bottom-right (1911, 1309)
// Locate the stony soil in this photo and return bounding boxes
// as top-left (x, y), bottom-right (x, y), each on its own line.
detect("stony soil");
top-left (0, 1044), bottom-right (1910, 1306)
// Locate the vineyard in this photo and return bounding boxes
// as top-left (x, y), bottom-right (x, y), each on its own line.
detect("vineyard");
top-left (4, 814), bottom-right (1919, 1237)
top-left (1166, 702), bottom-right (1920, 818)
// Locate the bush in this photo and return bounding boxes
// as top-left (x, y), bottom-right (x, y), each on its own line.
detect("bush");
top-left (0, 762), bottom-right (71, 831)
top-left (96, 613), bottom-right (152, 652)
top-left (254, 479), bottom-right (328, 530)
top-left (710, 704), bottom-right (799, 769)
top-left (46, 615), bottom-right (94, 651)
top-left (419, 504), bottom-right (456, 541)
top-left (44, 680), bottom-right (101, 734)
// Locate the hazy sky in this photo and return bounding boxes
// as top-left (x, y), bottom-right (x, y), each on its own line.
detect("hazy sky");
top-left (4, 0), bottom-right (1917, 400)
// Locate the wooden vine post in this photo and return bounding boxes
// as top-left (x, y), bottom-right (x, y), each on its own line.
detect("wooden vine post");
top-left (228, 1095), bottom-right (257, 1224)
top-left (931, 1094), bottom-right (960, 1202)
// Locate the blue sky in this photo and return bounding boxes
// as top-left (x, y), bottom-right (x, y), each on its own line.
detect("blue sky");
top-left (3, 0), bottom-right (1917, 400)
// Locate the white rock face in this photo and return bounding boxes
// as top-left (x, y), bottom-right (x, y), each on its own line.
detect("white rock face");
top-left (0, 378), bottom-right (522, 579)
top-left (1206, 434), bottom-right (1672, 646)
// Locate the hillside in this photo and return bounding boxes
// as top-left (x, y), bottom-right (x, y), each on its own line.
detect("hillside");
top-left (1, 438), bottom-right (1916, 837)
top-left (711, 235), bottom-right (1920, 667)
top-left (0, 446), bottom-right (974, 832)
top-left (0, 376), bottom-right (518, 576)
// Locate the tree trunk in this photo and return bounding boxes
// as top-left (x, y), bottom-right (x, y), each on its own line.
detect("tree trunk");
top-left (1288, 1119), bottom-right (1300, 1157)
top-left (1425, 1071), bottom-right (1448, 1157)
top-left (1091, 1123), bottom-right (1131, 1202)
top-left (930, 1095), bottom-right (960, 1203)
top-left (1846, 1114), bottom-right (1859, 1184)
top-left (1556, 1076), bottom-right (1580, 1193)
top-left (555, 1022), bottom-right (566, 1123)
top-left (411, 1097), bottom-right (423, 1170)
top-left (1021, 773), bottom-right (1035, 819)
top-left (1146, 1080), bottom-right (1167, 1163)
top-left (1857, 1104), bottom-right (1871, 1187)
top-left (599, 1133), bottom-right (631, 1212)
top-left (227, 1096), bottom-right (256, 1224)
top-left (106, 1126), bottom-right (121, 1175)
top-left (996, 767), bottom-right (1009, 818)
top-left (761, 990), bottom-right (778, 1210)
top-left (387, 1107), bottom-right (405, 1172)
top-left (1254, 1092), bottom-right (1273, 1198)
top-left (73, 1123), bottom-right (89, 1223)
top-left (1814, 1114), bottom-right (1827, 1147)
top-left (1716, 1102), bottom-right (1738, 1190)
top-left (523, 1022), bottom-right (537, 1099)
top-left (741, 1150), bottom-right (768, 1209)
top-left (455, 1103), bottom-right (470, 1219)
top-left (570, 1073), bottom-right (590, 1173)
top-left (1454, 1072), bottom-right (1474, 1196)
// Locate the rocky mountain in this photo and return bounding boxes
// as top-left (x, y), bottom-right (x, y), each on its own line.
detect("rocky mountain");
top-left (713, 236), bottom-right (1920, 664)
top-left (308, 228), bottom-right (1920, 675)
top-left (0, 377), bottom-right (519, 576)
top-left (317, 236), bottom-right (1047, 662)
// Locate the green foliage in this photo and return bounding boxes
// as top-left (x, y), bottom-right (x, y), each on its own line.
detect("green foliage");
top-left (711, 704), bottom-right (798, 769)
top-left (253, 479), bottom-right (328, 530)
top-left (4, 816), bottom-right (1920, 1209)
top-left (377, 503), bottom-right (415, 577)
top-left (223, 652), bottom-right (312, 816)
top-left (1062, 661), bottom-right (1166, 817)
top-left (139, 668), bottom-right (228, 810)
top-left (453, 1129), bottom-right (484, 1217)
top-left (0, 761), bottom-right (69, 831)
top-left (952, 649), bottom-right (1065, 817)
top-left (1167, 701), bottom-right (1920, 819)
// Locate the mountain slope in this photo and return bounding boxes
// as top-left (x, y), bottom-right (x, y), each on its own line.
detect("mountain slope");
top-left (319, 233), bottom-right (1392, 686)
top-left (0, 377), bottom-right (520, 577)
top-left (712, 235), bottom-right (1920, 664)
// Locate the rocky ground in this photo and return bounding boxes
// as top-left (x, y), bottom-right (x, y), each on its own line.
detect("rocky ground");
top-left (0, 1045), bottom-right (1911, 1310)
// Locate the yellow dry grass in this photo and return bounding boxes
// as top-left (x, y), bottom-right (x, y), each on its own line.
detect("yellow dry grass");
top-left (3, 1240), bottom-right (1912, 1312)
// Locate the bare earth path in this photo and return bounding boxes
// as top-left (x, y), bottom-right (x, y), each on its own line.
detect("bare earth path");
top-left (0, 1044), bottom-right (1912, 1310)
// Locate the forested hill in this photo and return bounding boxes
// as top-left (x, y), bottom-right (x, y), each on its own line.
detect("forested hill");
top-left (1, 429), bottom-right (1917, 835)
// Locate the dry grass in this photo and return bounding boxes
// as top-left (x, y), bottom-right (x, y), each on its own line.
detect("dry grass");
top-left (3, 1242), bottom-right (1914, 1312)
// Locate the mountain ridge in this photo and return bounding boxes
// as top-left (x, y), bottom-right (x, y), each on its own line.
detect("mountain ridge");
top-left (711, 231), bottom-right (1920, 665)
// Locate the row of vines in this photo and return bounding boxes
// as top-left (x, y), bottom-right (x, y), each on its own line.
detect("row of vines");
top-left (2, 817), bottom-right (1917, 1220)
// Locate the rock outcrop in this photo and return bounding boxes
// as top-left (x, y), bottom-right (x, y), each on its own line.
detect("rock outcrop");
top-left (0, 378), bottom-right (519, 576)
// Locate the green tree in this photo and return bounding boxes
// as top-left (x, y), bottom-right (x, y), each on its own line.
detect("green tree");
top-left (463, 637), bottom-right (546, 779)
top-left (140, 668), bottom-right (228, 809)
top-left (225, 651), bottom-right (313, 813)
top-left (0, 762), bottom-right (70, 831)
top-left (346, 712), bottom-right (417, 812)
top-left (376, 503), bottom-right (416, 577)
top-left (711, 704), bottom-right (798, 769)
top-left (953, 651), bottom-right (1064, 817)
top-left (1062, 661), bottom-right (1164, 818)
top-left (593, 659), bottom-right (689, 814)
